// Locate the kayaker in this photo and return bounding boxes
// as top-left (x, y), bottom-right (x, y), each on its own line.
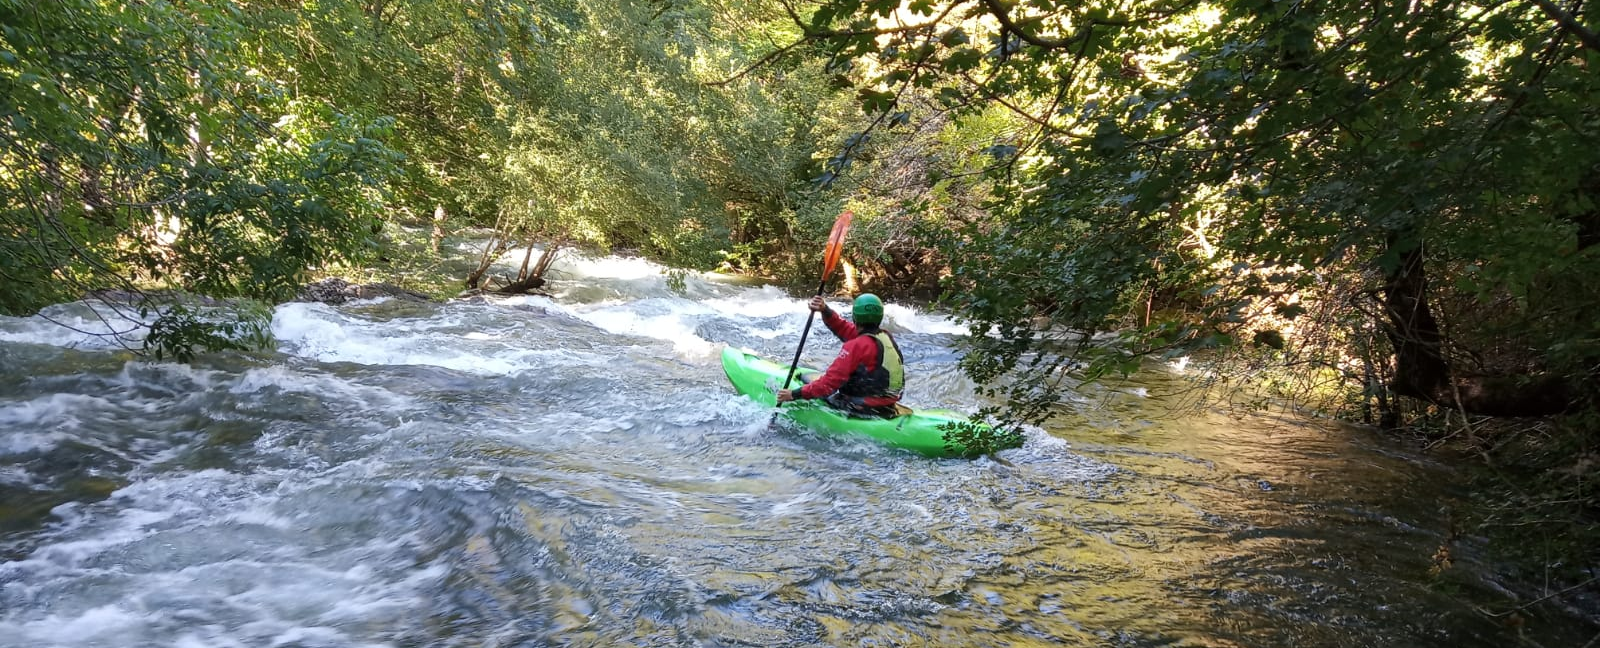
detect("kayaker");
top-left (776, 294), bottom-right (905, 418)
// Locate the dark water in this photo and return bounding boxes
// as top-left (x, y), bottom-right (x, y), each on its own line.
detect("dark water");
top-left (0, 255), bottom-right (1593, 647)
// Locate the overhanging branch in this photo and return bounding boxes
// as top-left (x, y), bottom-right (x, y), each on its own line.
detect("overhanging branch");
top-left (1526, 0), bottom-right (1600, 52)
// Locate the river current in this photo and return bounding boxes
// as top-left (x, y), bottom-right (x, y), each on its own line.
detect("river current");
top-left (1, 252), bottom-right (1593, 647)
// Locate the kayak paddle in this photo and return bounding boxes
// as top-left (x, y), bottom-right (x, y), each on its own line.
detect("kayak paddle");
top-left (780, 210), bottom-right (853, 400)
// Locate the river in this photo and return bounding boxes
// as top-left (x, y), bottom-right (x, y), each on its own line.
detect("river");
top-left (0, 252), bottom-right (1593, 647)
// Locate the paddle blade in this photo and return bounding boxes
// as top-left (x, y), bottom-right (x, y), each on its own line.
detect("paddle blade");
top-left (821, 210), bottom-right (853, 280)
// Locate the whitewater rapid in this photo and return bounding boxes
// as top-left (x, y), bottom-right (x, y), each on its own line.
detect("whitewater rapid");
top-left (1, 251), bottom-right (1591, 647)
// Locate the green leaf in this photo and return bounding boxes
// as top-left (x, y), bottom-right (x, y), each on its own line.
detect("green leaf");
top-left (857, 88), bottom-right (895, 113)
top-left (1484, 14), bottom-right (1520, 42)
top-left (1274, 303), bottom-right (1307, 319)
top-left (1090, 119), bottom-right (1130, 156)
top-left (943, 48), bottom-right (982, 72)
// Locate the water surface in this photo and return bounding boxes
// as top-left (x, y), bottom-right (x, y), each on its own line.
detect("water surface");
top-left (0, 254), bottom-right (1591, 647)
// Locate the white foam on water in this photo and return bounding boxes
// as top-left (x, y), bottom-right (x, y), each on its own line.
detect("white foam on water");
top-left (771, 491), bottom-right (820, 516)
top-left (498, 246), bottom-right (741, 300)
top-left (221, 508), bottom-right (297, 530)
top-left (549, 282), bottom-right (976, 362)
top-left (107, 361), bottom-right (226, 399)
top-left (174, 634), bottom-right (249, 648)
top-left (229, 366), bottom-right (329, 395)
top-left (545, 286), bottom-right (794, 358)
top-left (881, 302), bottom-right (968, 335)
top-left (0, 387), bottom-right (189, 463)
top-left (0, 301), bottom-right (148, 350)
top-left (709, 288), bottom-right (968, 337)
top-left (0, 462), bottom-right (448, 648)
top-left (550, 251), bottom-right (667, 281)
top-left (0, 362), bottom-right (246, 465)
top-left (742, 325), bottom-right (791, 340)
top-left (0, 250), bottom-right (1137, 648)
top-left (3, 470), bottom-right (302, 581)
top-left (486, 293), bottom-right (560, 310)
top-left (11, 505), bottom-right (176, 574)
top-left (0, 393), bottom-right (104, 455)
top-left (0, 464), bottom-right (33, 486)
top-left (227, 366), bottom-right (411, 412)
top-left (567, 297), bottom-right (722, 357)
top-left (272, 301), bottom-right (529, 375)
top-left (1, 556), bottom-right (428, 648)
top-left (0, 604), bottom-right (153, 648)
top-left (656, 391), bottom-right (776, 427)
top-left (318, 252), bottom-right (977, 370)
top-left (702, 285), bottom-right (815, 320)
top-left (0, 430), bottom-right (69, 457)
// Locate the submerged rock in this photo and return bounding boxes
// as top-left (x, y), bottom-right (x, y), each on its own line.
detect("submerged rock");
top-left (296, 278), bottom-right (433, 305)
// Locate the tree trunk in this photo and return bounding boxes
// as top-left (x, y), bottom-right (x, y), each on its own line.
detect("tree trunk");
top-left (496, 274), bottom-right (546, 294)
top-left (517, 238), bottom-right (536, 281)
top-left (1380, 231), bottom-right (1572, 417)
top-left (532, 241), bottom-right (561, 278)
top-left (466, 234), bottom-right (508, 290)
top-left (190, 74), bottom-right (212, 166)
top-left (496, 242), bottom-right (559, 294)
top-left (431, 204), bottom-right (445, 255)
top-left (1381, 233), bottom-right (1453, 400)
top-left (40, 148), bottom-right (63, 216)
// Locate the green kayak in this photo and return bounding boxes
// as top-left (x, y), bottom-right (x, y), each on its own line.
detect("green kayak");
top-left (720, 346), bottom-right (1014, 457)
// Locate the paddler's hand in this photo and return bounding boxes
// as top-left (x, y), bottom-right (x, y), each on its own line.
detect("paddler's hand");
top-left (776, 389), bottom-right (797, 403)
top-left (807, 296), bottom-right (828, 313)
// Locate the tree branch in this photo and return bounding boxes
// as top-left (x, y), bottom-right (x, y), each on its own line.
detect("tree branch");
top-left (789, 0), bottom-right (956, 38)
top-left (1525, 0), bottom-right (1600, 52)
top-left (711, 1), bottom-right (959, 87)
top-left (980, 0), bottom-right (1083, 49)
top-left (708, 38), bottom-right (809, 87)
top-left (958, 72), bottom-right (1067, 134)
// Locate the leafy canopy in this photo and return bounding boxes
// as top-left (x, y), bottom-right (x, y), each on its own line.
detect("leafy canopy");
top-left (786, 0), bottom-right (1600, 425)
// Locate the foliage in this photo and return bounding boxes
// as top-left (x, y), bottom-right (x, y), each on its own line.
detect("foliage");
top-left (164, 112), bottom-right (402, 302)
top-left (486, 0), bottom-right (853, 276)
top-left (785, 0), bottom-right (1600, 428)
top-left (1, 0), bottom-right (401, 354)
top-left (2, 0), bottom-right (866, 352)
top-left (144, 300), bottom-right (274, 363)
top-left (323, 224), bottom-right (483, 300)
top-left (941, 417), bottom-right (1025, 458)
top-left (1464, 414), bottom-right (1600, 589)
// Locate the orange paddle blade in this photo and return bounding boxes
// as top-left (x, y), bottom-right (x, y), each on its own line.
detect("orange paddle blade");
top-left (821, 210), bottom-right (853, 280)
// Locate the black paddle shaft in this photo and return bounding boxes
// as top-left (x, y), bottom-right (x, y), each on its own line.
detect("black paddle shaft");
top-left (780, 277), bottom-right (829, 397)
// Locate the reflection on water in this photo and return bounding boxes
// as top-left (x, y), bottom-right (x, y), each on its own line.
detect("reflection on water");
top-left (0, 258), bottom-right (1594, 647)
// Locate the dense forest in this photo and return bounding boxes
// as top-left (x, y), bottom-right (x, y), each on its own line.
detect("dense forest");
top-left (4, 0), bottom-right (1597, 598)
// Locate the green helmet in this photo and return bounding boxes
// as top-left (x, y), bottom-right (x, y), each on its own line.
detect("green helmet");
top-left (852, 293), bottom-right (884, 325)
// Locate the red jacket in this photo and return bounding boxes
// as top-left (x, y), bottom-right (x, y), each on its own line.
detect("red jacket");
top-left (796, 309), bottom-right (900, 407)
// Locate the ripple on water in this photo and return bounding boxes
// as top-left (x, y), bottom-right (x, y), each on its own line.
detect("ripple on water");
top-left (1, 276), bottom-right (1594, 647)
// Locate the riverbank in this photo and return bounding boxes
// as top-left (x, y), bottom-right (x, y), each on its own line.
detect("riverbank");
top-left (1416, 416), bottom-right (1600, 629)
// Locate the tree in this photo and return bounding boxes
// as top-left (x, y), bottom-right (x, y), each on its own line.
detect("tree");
top-left (765, 0), bottom-right (1599, 427)
top-left (462, 0), bottom-right (858, 291)
top-left (2, 0), bottom-right (401, 357)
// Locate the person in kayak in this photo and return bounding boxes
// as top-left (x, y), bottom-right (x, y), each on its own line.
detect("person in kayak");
top-left (776, 293), bottom-right (905, 418)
